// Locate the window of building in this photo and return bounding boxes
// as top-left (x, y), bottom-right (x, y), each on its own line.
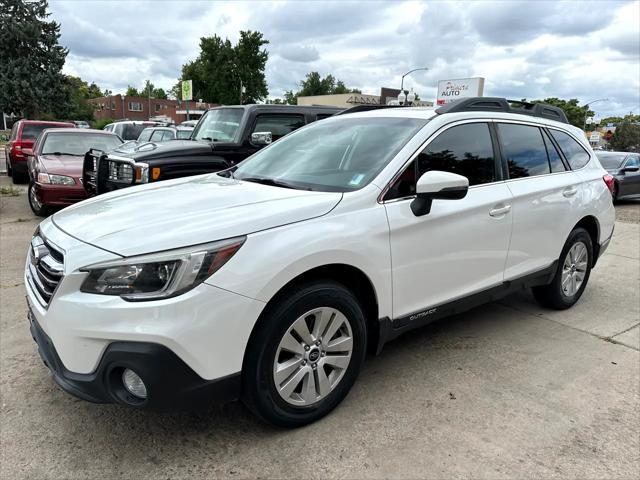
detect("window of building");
top-left (542, 129), bottom-right (566, 173)
top-left (128, 102), bottom-right (143, 112)
top-left (111, 101), bottom-right (116, 110)
top-left (498, 123), bottom-right (550, 179)
top-left (385, 122), bottom-right (496, 200)
top-left (155, 103), bottom-right (161, 112)
top-left (252, 114), bottom-right (305, 141)
top-left (549, 129), bottom-right (591, 170)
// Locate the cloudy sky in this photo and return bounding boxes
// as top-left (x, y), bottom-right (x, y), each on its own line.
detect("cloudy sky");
top-left (50, 0), bottom-right (639, 116)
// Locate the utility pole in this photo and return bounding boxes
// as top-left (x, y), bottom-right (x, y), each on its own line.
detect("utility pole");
top-left (240, 79), bottom-right (243, 105)
top-left (148, 84), bottom-right (151, 120)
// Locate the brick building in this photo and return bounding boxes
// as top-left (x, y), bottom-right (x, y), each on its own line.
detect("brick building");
top-left (88, 95), bottom-right (216, 124)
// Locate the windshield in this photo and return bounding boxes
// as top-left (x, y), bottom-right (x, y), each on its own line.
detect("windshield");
top-left (596, 152), bottom-right (626, 170)
top-left (177, 129), bottom-right (192, 139)
top-left (232, 116), bottom-right (427, 192)
top-left (137, 128), bottom-right (153, 142)
top-left (192, 108), bottom-right (244, 142)
top-left (42, 133), bottom-right (122, 156)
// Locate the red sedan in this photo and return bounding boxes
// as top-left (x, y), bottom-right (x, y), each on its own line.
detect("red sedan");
top-left (25, 128), bottom-right (123, 216)
top-left (5, 120), bottom-right (75, 183)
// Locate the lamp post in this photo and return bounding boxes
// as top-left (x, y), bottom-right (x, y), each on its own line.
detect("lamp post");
top-left (398, 67), bottom-right (428, 106)
top-left (582, 98), bottom-right (609, 131)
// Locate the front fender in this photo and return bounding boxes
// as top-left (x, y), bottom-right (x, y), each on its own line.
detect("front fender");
top-left (206, 205), bottom-right (392, 319)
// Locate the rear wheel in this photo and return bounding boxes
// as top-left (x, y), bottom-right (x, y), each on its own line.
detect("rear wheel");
top-left (533, 228), bottom-right (593, 310)
top-left (242, 281), bottom-right (366, 428)
top-left (28, 182), bottom-right (50, 217)
top-left (612, 182), bottom-right (619, 202)
top-left (5, 157), bottom-right (12, 177)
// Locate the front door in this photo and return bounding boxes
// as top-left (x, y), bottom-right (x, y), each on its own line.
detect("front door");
top-left (383, 122), bottom-right (513, 321)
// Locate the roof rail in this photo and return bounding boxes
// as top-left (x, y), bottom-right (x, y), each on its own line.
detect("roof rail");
top-left (435, 97), bottom-right (569, 124)
top-left (336, 104), bottom-right (404, 115)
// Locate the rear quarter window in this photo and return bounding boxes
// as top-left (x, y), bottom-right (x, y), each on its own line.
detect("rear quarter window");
top-left (549, 129), bottom-right (591, 170)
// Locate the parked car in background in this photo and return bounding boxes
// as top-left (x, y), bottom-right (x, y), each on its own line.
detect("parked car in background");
top-left (103, 121), bottom-right (157, 141)
top-left (73, 121), bottom-right (91, 129)
top-left (5, 120), bottom-right (75, 183)
top-left (595, 151), bottom-right (640, 201)
top-left (25, 128), bottom-right (123, 216)
top-left (83, 104), bottom-right (341, 196)
top-left (180, 120), bottom-right (198, 127)
top-left (26, 98), bottom-right (614, 427)
top-left (135, 125), bottom-right (194, 143)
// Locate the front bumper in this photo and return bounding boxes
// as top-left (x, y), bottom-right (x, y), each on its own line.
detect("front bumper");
top-left (36, 183), bottom-right (87, 208)
top-left (28, 307), bottom-right (240, 410)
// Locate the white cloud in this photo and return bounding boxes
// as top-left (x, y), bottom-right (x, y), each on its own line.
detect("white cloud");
top-left (49, 0), bottom-right (640, 115)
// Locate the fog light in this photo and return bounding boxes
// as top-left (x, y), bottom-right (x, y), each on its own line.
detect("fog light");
top-left (122, 369), bottom-right (147, 398)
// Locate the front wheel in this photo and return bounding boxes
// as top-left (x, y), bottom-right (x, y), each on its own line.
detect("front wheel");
top-left (533, 227), bottom-right (593, 310)
top-left (28, 182), bottom-right (50, 217)
top-left (242, 281), bottom-right (367, 428)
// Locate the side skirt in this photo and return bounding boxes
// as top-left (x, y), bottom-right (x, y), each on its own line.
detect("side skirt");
top-left (375, 261), bottom-right (557, 354)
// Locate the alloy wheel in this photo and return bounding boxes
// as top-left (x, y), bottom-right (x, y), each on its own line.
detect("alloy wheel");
top-left (29, 183), bottom-right (43, 212)
top-left (561, 241), bottom-right (588, 297)
top-left (273, 307), bottom-right (353, 406)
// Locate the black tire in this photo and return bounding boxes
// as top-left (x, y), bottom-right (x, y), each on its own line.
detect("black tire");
top-left (242, 280), bottom-right (367, 428)
top-left (28, 182), bottom-right (50, 217)
top-left (612, 182), bottom-right (619, 203)
top-left (532, 227), bottom-right (593, 310)
top-left (5, 157), bottom-right (12, 178)
top-left (11, 169), bottom-right (28, 184)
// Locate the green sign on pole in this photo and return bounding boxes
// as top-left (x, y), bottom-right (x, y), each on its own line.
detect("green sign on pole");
top-left (181, 80), bottom-right (193, 101)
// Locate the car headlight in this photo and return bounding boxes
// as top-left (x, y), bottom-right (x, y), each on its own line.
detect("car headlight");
top-left (80, 237), bottom-right (245, 301)
top-left (37, 173), bottom-right (75, 185)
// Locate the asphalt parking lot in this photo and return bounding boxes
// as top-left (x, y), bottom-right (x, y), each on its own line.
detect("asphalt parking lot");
top-left (1, 174), bottom-right (638, 479)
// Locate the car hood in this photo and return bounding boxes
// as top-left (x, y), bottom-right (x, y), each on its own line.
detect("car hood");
top-left (52, 174), bottom-right (342, 256)
top-left (40, 154), bottom-right (84, 177)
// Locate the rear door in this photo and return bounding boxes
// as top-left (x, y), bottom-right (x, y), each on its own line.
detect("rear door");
top-left (620, 154), bottom-right (640, 197)
top-left (497, 122), bottom-right (582, 280)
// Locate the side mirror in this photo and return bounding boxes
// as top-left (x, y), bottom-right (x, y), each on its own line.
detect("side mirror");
top-left (251, 131), bottom-right (272, 146)
top-left (411, 170), bottom-right (469, 216)
top-left (623, 165), bottom-right (639, 173)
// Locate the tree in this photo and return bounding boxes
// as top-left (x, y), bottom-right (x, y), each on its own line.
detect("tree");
top-left (178, 30), bottom-right (269, 104)
top-left (125, 85), bottom-right (140, 96)
top-left (152, 88), bottom-right (167, 100)
top-left (0, 0), bottom-right (69, 118)
top-left (609, 122), bottom-right (640, 152)
top-left (279, 72), bottom-right (361, 104)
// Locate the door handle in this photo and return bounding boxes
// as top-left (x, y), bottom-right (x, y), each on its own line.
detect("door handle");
top-left (563, 187), bottom-right (578, 197)
top-left (489, 205), bottom-right (511, 217)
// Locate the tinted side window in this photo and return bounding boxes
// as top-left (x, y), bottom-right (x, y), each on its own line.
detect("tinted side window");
top-left (626, 155), bottom-right (640, 168)
top-left (550, 130), bottom-right (590, 170)
top-left (385, 123), bottom-right (496, 200)
top-left (542, 130), bottom-right (566, 173)
top-left (316, 113), bottom-right (334, 120)
top-left (498, 124), bottom-right (550, 178)
top-left (10, 123), bottom-right (19, 140)
top-left (253, 114), bottom-right (305, 141)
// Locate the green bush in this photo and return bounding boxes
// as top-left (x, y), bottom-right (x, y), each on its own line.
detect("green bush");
top-left (92, 118), bottom-right (114, 130)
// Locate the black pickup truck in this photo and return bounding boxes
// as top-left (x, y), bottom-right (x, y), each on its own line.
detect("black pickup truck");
top-left (83, 104), bottom-right (342, 196)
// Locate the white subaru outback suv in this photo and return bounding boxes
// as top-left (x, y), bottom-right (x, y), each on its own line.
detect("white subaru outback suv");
top-left (26, 98), bottom-right (615, 427)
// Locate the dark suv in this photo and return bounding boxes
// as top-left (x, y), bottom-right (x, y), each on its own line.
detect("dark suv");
top-left (5, 120), bottom-right (75, 183)
top-left (83, 104), bottom-right (341, 196)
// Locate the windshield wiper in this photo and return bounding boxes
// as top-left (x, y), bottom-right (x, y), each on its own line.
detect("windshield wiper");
top-left (200, 137), bottom-right (220, 142)
top-left (44, 152), bottom-right (81, 156)
top-left (239, 177), bottom-right (310, 190)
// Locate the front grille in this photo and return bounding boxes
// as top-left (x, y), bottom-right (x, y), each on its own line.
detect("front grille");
top-left (27, 235), bottom-right (64, 307)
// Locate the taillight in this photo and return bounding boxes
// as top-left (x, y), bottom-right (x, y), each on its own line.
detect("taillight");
top-left (603, 174), bottom-right (615, 195)
top-left (12, 143), bottom-right (24, 158)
